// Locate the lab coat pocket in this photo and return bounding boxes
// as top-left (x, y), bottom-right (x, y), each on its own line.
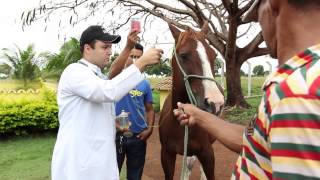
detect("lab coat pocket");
top-left (81, 137), bottom-right (108, 168)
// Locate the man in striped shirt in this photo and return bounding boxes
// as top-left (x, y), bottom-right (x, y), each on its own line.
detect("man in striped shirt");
top-left (174, 0), bottom-right (320, 179)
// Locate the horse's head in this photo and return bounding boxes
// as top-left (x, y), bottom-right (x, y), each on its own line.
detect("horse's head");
top-left (169, 22), bottom-right (224, 115)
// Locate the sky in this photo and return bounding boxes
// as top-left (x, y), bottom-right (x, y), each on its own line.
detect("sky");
top-left (0, 0), bottom-right (278, 74)
top-left (1, 0), bottom-right (62, 53)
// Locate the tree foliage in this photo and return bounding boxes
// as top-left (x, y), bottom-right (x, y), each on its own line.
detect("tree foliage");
top-left (0, 63), bottom-right (12, 76)
top-left (2, 44), bottom-right (40, 87)
top-left (214, 58), bottom-right (223, 75)
top-left (42, 37), bottom-right (81, 79)
top-left (145, 59), bottom-right (171, 76)
top-left (253, 65), bottom-right (264, 76)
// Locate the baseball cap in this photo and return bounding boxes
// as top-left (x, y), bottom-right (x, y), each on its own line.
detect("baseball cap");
top-left (242, 0), bottom-right (261, 23)
top-left (80, 25), bottom-right (121, 46)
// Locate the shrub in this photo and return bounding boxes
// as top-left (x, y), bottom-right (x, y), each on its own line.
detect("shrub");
top-left (0, 88), bottom-right (58, 136)
top-left (152, 90), bottom-right (160, 112)
top-left (0, 102), bottom-right (58, 136)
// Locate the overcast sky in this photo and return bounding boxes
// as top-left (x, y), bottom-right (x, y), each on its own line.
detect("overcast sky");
top-left (0, 0), bottom-right (278, 73)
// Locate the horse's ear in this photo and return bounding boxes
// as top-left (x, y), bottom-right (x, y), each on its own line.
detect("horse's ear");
top-left (168, 23), bottom-right (181, 42)
top-left (200, 21), bottom-right (209, 35)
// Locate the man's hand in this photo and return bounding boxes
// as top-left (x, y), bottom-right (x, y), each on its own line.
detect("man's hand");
top-left (134, 48), bottom-right (163, 71)
top-left (137, 128), bottom-right (153, 141)
top-left (115, 120), bottom-right (131, 132)
top-left (126, 31), bottom-right (140, 49)
top-left (173, 102), bottom-right (203, 126)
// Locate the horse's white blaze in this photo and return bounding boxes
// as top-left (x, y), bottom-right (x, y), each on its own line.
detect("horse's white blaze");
top-left (196, 41), bottom-right (224, 112)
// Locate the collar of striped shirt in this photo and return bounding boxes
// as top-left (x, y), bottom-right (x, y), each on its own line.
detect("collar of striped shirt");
top-left (262, 43), bottom-right (320, 90)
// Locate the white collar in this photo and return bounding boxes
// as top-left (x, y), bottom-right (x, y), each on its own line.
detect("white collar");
top-left (79, 58), bottom-right (102, 75)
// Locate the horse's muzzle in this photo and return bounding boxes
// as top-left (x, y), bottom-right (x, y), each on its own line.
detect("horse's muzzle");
top-left (204, 98), bottom-right (223, 116)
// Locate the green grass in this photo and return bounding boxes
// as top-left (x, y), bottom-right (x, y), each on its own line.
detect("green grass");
top-left (0, 133), bottom-right (127, 180)
top-left (215, 76), bottom-right (266, 96)
top-left (224, 97), bottom-right (261, 125)
top-left (0, 133), bottom-right (56, 180)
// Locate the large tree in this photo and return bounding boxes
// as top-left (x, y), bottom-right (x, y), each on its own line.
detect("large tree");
top-left (253, 65), bottom-right (264, 76)
top-left (22, 0), bottom-right (268, 107)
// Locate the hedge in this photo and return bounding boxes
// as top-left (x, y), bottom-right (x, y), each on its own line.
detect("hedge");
top-left (0, 88), bottom-right (58, 136)
top-left (0, 102), bottom-right (58, 136)
top-left (0, 89), bottom-right (160, 136)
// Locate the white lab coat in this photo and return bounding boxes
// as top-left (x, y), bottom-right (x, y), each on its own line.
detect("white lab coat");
top-left (51, 59), bottom-right (144, 180)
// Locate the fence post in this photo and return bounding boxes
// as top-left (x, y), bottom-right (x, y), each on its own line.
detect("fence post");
top-left (245, 61), bottom-right (252, 98)
top-left (266, 61), bottom-right (272, 75)
top-left (217, 58), bottom-right (225, 89)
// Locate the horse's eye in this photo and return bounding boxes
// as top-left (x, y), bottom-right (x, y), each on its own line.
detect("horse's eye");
top-left (179, 53), bottom-right (188, 61)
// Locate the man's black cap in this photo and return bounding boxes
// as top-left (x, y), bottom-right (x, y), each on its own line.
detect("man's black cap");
top-left (80, 25), bottom-right (121, 46)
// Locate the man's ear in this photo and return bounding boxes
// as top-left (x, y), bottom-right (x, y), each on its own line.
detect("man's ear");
top-left (85, 44), bottom-right (91, 51)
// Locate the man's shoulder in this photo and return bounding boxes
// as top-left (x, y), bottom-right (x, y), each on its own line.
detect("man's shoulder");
top-left (136, 80), bottom-right (152, 92)
top-left (140, 79), bottom-right (151, 87)
top-left (62, 62), bottom-right (90, 75)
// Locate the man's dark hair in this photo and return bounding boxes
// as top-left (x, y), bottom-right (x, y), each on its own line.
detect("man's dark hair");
top-left (80, 40), bottom-right (96, 53)
top-left (134, 43), bottom-right (144, 52)
top-left (288, 0), bottom-right (320, 9)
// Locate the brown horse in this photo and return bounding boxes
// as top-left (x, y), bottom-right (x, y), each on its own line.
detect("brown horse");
top-left (159, 22), bottom-right (225, 180)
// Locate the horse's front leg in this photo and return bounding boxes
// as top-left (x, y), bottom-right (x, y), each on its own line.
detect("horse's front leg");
top-left (197, 145), bottom-right (215, 180)
top-left (161, 147), bottom-right (176, 180)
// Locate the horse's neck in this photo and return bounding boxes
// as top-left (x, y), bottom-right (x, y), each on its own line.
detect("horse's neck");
top-left (171, 73), bottom-right (189, 105)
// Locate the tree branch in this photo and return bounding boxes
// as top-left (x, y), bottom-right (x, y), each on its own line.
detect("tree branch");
top-left (239, 31), bottom-right (268, 63)
top-left (221, 0), bottom-right (232, 14)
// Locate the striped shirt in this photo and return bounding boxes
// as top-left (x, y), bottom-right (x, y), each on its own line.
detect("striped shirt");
top-left (232, 44), bottom-right (320, 180)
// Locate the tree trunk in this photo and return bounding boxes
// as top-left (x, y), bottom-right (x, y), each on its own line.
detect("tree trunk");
top-left (225, 59), bottom-right (250, 108)
top-left (224, 17), bottom-right (250, 108)
top-left (23, 78), bottom-right (27, 88)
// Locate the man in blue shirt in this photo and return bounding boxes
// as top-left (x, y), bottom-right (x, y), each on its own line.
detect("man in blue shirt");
top-left (115, 43), bottom-right (155, 180)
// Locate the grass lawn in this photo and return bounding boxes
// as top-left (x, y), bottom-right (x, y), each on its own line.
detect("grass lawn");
top-left (0, 133), bottom-right (127, 180)
top-left (224, 97), bottom-right (261, 125)
top-left (0, 133), bottom-right (56, 180)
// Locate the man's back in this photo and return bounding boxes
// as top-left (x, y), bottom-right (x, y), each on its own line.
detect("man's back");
top-left (233, 44), bottom-right (320, 179)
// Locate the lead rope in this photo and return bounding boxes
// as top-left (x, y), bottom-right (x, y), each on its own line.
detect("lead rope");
top-left (173, 46), bottom-right (193, 180)
top-left (173, 43), bottom-right (223, 180)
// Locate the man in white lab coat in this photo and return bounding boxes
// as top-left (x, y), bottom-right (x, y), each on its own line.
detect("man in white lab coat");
top-left (51, 25), bottom-right (162, 180)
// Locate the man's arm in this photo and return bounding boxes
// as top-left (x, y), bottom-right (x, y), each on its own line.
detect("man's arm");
top-left (175, 103), bottom-right (245, 154)
top-left (108, 31), bottom-right (139, 79)
top-left (145, 102), bottom-right (155, 130)
top-left (137, 102), bottom-right (155, 141)
top-left (196, 111), bottom-right (245, 153)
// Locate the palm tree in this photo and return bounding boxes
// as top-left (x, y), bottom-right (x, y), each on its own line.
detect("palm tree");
top-left (43, 37), bottom-right (81, 79)
top-left (0, 63), bottom-right (12, 76)
top-left (2, 44), bottom-right (40, 87)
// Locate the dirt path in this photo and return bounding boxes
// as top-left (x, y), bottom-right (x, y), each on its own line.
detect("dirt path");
top-left (142, 114), bottom-right (239, 180)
